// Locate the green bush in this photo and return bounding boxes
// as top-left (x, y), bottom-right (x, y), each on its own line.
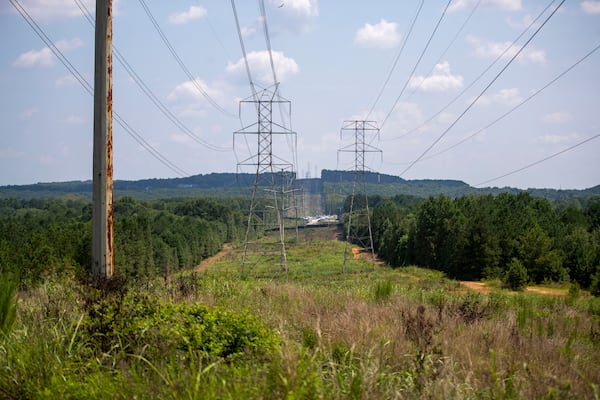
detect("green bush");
top-left (503, 258), bottom-right (528, 291)
top-left (83, 287), bottom-right (279, 360)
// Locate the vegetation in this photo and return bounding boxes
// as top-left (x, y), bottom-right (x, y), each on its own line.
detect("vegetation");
top-left (0, 196), bottom-right (247, 286)
top-left (1, 232), bottom-right (600, 398)
top-left (1, 188), bottom-right (600, 398)
top-left (369, 193), bottom-right (600, 290)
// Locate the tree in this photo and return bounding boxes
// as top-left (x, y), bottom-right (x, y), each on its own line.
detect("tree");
top-left (503, 258), bottom-right (528, 291)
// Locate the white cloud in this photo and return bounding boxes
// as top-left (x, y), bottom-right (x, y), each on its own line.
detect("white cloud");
top-left (355, 19), bottom-right (401, 48)
top-left (170, 133), bottom-right (195, 144)
top-left (271, 0), bottom-right (318, 18)
top-left (7, 0), bottom-right (93, 20)
top-left (408, 62), bottom-right (463, 92)
top-left (581, 1), bottom-right (600, 14)
top-left (226, 51), bottom-right (299, 85)
top-left (14, 38), bottom-right (83, 68)
top-left (168, 5), bottom-right (207, 25)
top-left (542, 112), bottom-right (572, 124)
top-left (56, 74), bottom-right (79, 87)
top-left (466, 35), bottom-right (546, 64)
top-left (450, 0), bottom-right (521, 12)
top-left (538, 133), bottom-right (579, 144)
top-left (167, 79), bottom-right (228, 117)
top-left (506, 14), bottom-right (538, 30)
top-left (477, 88), bottom-right (523, 107)
top-left (267, 0), bottom-right (318, 33)
top-left (369, 102), bottom-right (426, 137)
top-left (241, 25), bottom-right (258, 38)
top-left (14, 47), bottom-right (54, 67)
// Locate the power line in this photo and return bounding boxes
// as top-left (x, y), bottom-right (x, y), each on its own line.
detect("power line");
top-left (258, 0), bottom-right (278, 87)
top-left (137, 0), bottom-right (236, 118)
top-left (398, 0), bottom-right (566, 178)
top-left (383, 0), bottom-right (559, 142)
top-left (231, 0), bottom-right (257, 99)
top-left (366, 0), bottom-right (424, 120)
top-left (10, 0), bottom-right (189, 177)
top-left (420, 42), bottom-right (600, 162)
top-left (74, 0), bottom-right (229, 153)
top-left (475, 134), bottom-right (600, 187)
top-left (380, 0), bottom-right (453, 130)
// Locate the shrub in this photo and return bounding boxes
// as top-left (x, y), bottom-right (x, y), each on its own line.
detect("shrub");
top-left (83, 287), bottom-right (279, 360)
top-left (503, 258), bottom-right (528, 291)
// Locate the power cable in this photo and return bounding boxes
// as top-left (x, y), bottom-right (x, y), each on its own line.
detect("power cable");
top-left (383, 0), bottom-right (558, 142)
top-left (380, 0), bottom-right (453, 130)
top-left (74, 0), bottom-right (229, 153)
top-left (366, 0), bottom-right (424, 120)
top-left (474, 133), bottom-right (600, 187)
top-left (138, 0), bottom-right (236, 118)
top-left (258, 0), bottom-right (278, 87)
top-left (398, 0), bottom-right (566, 178)
top-left (420, 42), bottom-right (600, 162)
top-left (231, 0), bottom-right (258, 100)
top-left (10, 0), bottom-right (189, 177)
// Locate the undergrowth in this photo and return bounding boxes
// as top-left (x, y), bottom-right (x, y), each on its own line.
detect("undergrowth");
top-left (1, 233), bottom-right (600, 399)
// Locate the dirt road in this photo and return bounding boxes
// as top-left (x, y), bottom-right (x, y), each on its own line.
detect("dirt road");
top-left (194, 243), bottom-right (233, 272)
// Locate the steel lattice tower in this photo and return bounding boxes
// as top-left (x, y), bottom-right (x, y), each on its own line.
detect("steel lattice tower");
top-left (338, 120), bottom-right (382, 271)
top-left (234, 86), bottom-right (298, 272)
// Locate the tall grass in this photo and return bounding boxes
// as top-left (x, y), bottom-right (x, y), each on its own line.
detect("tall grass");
top-left (0, 273), bottom-right (17, 336)
top-left (2, 232), bottom-right (600, 399)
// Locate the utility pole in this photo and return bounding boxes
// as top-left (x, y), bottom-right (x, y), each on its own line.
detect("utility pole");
top-left (92, 0), bottom-right (114, 281)
top-left (338, 120), bottom-right (381, 272)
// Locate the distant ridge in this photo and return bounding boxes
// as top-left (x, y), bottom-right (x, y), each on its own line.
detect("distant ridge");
top-left (0, 170), bottom-right (598, 201)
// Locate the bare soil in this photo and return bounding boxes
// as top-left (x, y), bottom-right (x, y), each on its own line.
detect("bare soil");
top-left (194, 243), bottom-right (233, 272)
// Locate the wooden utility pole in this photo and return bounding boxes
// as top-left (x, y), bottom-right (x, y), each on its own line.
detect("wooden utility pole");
top-left (92, 0), bottom-right (114, 281)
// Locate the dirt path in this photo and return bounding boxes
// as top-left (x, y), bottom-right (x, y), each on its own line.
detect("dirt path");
top-left (194, 243), bottom-right (233, 272)
top-left (460, 281), bottom-right (492, 294)
top-left (460, 281), bottom-right (567, 297)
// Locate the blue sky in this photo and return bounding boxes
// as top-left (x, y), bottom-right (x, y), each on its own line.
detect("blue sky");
top-left (1, 0), bottom-right (599, 189)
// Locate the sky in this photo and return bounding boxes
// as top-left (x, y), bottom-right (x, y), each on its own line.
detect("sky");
top-left (1, 0), bottom-right (599, 189)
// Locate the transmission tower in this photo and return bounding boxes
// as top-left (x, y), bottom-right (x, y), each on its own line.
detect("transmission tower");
top-left (234, 85), bottom-right (299, 272)
top-left (338, 120), bottom-right (382, 272)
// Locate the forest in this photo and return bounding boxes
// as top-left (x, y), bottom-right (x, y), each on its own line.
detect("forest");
top-left (367, 193), bottom-right (600, 293)
top-left (0, 196), bottom-right (248, 286)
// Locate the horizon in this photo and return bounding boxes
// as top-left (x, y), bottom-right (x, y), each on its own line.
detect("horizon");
top-left (2, 168), bottom-right (598, 192)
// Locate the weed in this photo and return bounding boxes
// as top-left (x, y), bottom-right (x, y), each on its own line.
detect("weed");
top-left (373, 280), bottom-right (393, 303)
top-left (301, 326), bottom-right (319, 349)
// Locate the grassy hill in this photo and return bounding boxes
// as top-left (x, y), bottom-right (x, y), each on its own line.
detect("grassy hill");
top-left (2, 226), bottom-right (599, 399)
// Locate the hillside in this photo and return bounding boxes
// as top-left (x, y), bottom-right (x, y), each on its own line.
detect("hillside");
top-left (1, 170), bottom-right (598, 202)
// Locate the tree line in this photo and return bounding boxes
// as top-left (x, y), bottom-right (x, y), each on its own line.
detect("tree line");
top-left (365, 193), bottom-right (600, 293)
top-left (0, 196), bottom-right (248, 286)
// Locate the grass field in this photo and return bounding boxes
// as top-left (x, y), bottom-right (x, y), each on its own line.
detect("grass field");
top-left (1, 226), bottom-right (599, 399)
